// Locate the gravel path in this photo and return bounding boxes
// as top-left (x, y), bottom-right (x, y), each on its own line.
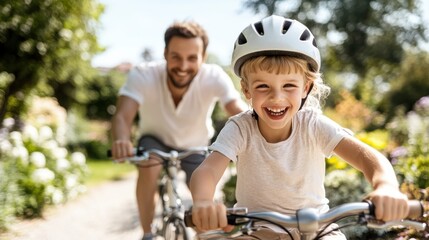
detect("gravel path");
top-left (0, 170), bottom-right (231, 240)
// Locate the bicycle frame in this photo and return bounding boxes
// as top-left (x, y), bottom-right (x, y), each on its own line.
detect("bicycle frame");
top-left (109, 147), bottom-right (209, 240)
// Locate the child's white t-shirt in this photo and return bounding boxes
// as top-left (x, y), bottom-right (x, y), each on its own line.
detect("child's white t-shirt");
top-left (210, 110), bottom-right (351, 214)
top-left (119, 61), bottom-right (240, 149)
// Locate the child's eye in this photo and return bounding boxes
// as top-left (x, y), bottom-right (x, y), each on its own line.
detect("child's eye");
top-left (255, 84), bottom-right (268, 89)
top-left (284, 83), bottom-right (297, 88)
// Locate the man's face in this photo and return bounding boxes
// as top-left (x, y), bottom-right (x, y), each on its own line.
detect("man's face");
top-left (164, 36), bottom-right (206, 89)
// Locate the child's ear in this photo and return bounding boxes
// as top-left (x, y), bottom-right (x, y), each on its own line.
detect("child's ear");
top-left (240, 80), bottom-right (251, 99)
top-left (302, 82), bottom-right (312, 98)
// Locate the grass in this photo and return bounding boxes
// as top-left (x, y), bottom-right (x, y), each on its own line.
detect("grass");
top-left (85, 159), bottom-right (136, 186)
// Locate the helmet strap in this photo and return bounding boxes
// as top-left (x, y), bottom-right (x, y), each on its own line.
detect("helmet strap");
top-left (299, 83), bottom-right (314, 110)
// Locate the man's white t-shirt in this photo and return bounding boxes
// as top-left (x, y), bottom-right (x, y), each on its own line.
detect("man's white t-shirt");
top-left (210, 110), bottom-right (352, 214)
top-left (119, 61), bottom-right (241, 149)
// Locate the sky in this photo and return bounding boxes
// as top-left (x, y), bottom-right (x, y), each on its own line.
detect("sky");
top-left (91, 0), bottom-right (429, 68)
top-left (91, 0), bottom-right (264, 68)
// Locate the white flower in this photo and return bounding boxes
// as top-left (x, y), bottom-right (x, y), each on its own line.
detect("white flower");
top-left (71, 152), bottom-right (86, 165)
top-left (46, 186), bottom-right (64, 205)
top-left (51, 189), bottom-right (64, 204)
top-left (65, 174), bottom-right (78, 189)
top-left (52, 147), bottom-right (68, 159)
top-left (2, 118), bottom-right (14, 128)
top-left (56, 158), bottom-right (70, 172)
top-left (31, 168), bottom-right (55, 184)
top-left (30, 151), bottom-right (46, 168)
top-left (0, 139), bottom-right (12, 154)
top-left (22, 125), bottom-right (38, 142)
top-left (39, 125), bottom-right (53, 141)
top-left (44, 139), bottom-right (58, 150)
top-left (12, 146), bottom-right (29, 165)
top-left (9, 131), bottom-right (23, 146)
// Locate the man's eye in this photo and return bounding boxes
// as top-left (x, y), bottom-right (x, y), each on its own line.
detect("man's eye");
top-left (284, 84), bottom-right (297, 88)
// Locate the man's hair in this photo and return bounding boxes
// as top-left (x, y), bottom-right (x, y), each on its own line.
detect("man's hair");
top-left (164, 21), bottom-right (209, 55)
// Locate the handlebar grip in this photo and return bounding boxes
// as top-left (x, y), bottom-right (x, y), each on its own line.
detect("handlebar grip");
top-left (366, 199), bottom-right (424, 219)
top-left (408, 200), bottom-right (424, 219)
top-left (184, 207), bottom-right (245, 228)
top-left (106, 147), bottom-right (145, 159)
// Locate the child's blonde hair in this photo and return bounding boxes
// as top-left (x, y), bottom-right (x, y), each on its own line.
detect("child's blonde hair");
top-left (240, 55), bottom-right (330, 111)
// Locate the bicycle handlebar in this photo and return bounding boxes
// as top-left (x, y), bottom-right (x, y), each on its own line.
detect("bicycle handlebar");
top-left (107, 146), bottom-right (209, 163)
top-left (184, 200), bottom-right (426, 236)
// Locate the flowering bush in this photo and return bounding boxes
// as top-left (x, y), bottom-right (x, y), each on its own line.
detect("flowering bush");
top-left (0, 98), bottom-right (88, 231)
top-left (388, 96), bottom-right (429, 188)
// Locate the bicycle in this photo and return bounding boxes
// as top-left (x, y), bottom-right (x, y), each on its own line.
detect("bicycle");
top-left (108, 146), bottom-right (209, 240)
top-left (184, 200), bottom-right (428, 239)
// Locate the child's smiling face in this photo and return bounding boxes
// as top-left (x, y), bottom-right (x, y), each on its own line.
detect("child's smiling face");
top-left (242, 70), bottom-right (310, 142)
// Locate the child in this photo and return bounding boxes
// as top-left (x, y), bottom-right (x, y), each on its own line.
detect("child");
top-left (189, 15), bottom-right (409, 239)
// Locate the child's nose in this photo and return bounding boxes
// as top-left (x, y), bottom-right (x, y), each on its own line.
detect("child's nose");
top-left (270, 89), bottom-right (285, 102)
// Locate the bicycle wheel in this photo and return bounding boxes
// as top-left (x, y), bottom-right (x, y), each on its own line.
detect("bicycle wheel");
top-left (162, 215), bottom-right (189, 240)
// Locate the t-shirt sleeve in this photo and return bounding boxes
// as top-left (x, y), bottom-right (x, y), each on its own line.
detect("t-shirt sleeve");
top-left (209, 119), bottom-right (243, 162)
top-left (210, 65), bottom-right (241, 106)
top-left (118, 66), bottom-right (145, 105)
top-left (314, 113), bottom-right (353, 158)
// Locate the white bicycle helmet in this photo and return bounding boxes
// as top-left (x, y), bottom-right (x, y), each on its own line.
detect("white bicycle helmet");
top-left (231, 15), bottom-right (321, 77)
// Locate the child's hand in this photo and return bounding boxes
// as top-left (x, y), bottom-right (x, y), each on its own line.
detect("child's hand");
top-left (191, 201), bottom-right (232, 232)
top-left (367, 184), bottom-right (409, 222)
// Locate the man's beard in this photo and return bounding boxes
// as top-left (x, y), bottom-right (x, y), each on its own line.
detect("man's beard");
top-left (167, 73), bottom-right (193, 89)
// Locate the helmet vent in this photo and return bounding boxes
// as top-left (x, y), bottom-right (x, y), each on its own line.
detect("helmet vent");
top-left (300, 30), bottom-right (310, 41)
top-left (254, 21), bottom-right (264, 35)
top-left (282, 20), bottom-right (292, 34)
top-left (237, 33), bottom-right (247, 45)
top-left (312, 38), bottom-right (318, 47)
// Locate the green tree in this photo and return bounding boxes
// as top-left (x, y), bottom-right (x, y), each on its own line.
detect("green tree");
top-left (85, 69), bottom-right (127, 120)
top-left (240, 0), bottom-right (428, 107)
top-left (0, 0), bottom-right (104, 126)
top-left (379, 51), bottom-right (429, 121)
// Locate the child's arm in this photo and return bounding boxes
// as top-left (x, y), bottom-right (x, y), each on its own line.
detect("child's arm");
top-left (190, 151), bottom-right (231, 231)
top-left (333, 136), bottom-right (409, 221)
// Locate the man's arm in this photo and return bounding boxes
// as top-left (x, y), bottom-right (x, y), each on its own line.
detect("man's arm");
top-left (224, 99), bottom-right (247, 116)
top-left (111, 96), bottom-right (139, 159)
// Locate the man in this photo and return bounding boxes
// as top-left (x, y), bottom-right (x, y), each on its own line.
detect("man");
top-left (110, 20), bottom-right (246, 240)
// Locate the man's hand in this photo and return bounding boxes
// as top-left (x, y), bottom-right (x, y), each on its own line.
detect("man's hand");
top-left (111, 139), bottom-right (134, 162)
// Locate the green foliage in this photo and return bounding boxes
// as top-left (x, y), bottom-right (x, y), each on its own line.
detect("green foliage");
top-left (379, 52), bottom-right (429, 123)
top-left (388, 96), bottom-right (429, 188)
top-left (86, 160), bottom-right (135, 186)
top-left (222, 170), bottom-right (237, 207)
top-left (325, 170), bottom-right (370, 207)
top-left (0, 0), bottom-right (104, 124)
top-left (0, 160), bottom-right (22, 232)
top-left (79, 140), bottom-right (109, 160)
top-left (241, 0), bottom-right (427, 76)
top-left (85, 69), bottom-right (127, 120)
top-left (324, 90), bottom-right (382, 133)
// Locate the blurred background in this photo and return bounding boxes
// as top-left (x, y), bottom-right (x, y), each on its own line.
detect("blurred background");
top-left (1, 0), bottom-right (429, 239)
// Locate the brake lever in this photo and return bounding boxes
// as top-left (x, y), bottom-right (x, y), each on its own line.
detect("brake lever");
top-left (366, 217), bottom-right (426, 231)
